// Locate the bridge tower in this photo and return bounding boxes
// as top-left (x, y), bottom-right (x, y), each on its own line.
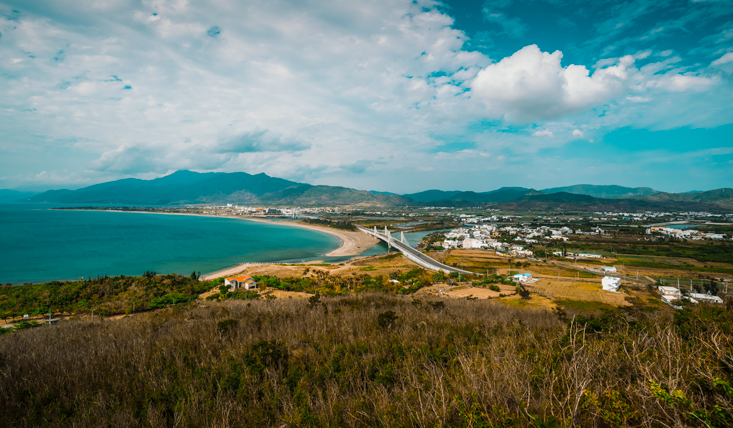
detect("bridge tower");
top-left (373, 226), bottom-right (377, 235)
top-left (384, 226), bottom-right (391, 249)
top-left (400, 231), bottom-right (406, 244)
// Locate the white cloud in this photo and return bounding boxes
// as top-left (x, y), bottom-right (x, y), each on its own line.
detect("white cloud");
top-left (572, 129), bottom-right (584, 138)
top-left (0, 0), bottom-right (731, 191)
top-left (532, 129), bottom-right (554, 138)
top-left (712, 52), bottom-right (733, 65)
top-left (470, 45), bottom-right (635, 122)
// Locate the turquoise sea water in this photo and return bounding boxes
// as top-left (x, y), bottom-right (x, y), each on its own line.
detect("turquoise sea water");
top-left (0, 204), bottom-right (351, 284)
top-left (0, 204), bottom-right (442, 284)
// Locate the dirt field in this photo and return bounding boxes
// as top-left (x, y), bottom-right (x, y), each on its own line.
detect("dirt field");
top-left (527, 278), bottom-right (632, 306)
top-left (497, 294), bottom-right (557, 310)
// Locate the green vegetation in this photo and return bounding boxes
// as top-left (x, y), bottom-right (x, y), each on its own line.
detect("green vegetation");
top-left (2, 294), bottom-right (732, 426)
top-left (472, 274), bottom-right (517, 287)
top-left (0, 274), bottom-right (221, 320)
top-left (617, 257), bottom-right (733, 275)
top-left (567, 240), bottom-right (733, 264)
top-left (252, 268), bottom-right (452, 296)
top-left (302, 218), bottom-right (357, 231)
top-left (555, 299), bottom-right (617, 314)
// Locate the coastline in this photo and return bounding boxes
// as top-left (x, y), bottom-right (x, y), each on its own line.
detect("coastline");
top-left (241, 216), bottom-right (379, 257)
top-left (53, 208), bottom-right (379, 271)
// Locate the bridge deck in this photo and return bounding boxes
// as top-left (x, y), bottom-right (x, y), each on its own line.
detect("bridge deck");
top-left (358, 226), bottom-right (478, 275)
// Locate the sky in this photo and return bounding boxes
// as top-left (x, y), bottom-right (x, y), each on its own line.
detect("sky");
top-left (0, 0), bottom-right (732, 193)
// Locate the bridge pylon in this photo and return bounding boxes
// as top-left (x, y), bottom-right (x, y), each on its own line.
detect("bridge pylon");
top-left (400, 231), bottom-right (406, 244)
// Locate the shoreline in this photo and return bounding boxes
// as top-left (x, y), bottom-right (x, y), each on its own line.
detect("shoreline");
top-left (52, 208), bottom-right (380, 275)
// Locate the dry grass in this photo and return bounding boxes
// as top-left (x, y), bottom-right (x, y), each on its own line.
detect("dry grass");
top-left (527, 279), bottom-right (632, 307)
top-left (1, 294), bottom-right (732, 427)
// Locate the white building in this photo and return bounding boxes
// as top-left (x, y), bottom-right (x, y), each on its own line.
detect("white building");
top-left (602, 276), bottom-right (621, 292)
top-left (512, 273), bottom-right (534, 283)
top-left (689, 293), bottom-right (724, 304)
top-left (658, 286), bottom-right (681, 302)
top-left (601, 266), bottom-right (617, 273)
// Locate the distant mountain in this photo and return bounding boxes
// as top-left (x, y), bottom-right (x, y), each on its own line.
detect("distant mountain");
top-left (402, 190), bottom-right (463, 203)
top-left (634, 188), bottom-right (733, 207)
top-left (540, 184), bottom-right (659, 199)
top-left (402, 187), bottom-right (533, 204)
top-left (441, 188), bottom-right (537, 204)
top-left (0, 189), bottom-right (40, 202)
top-left (26, 170), bottom-right (411, 207)
top-left (494, 192), bottom-right (731, 212)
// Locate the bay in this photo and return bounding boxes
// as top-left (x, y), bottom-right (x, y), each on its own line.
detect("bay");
top-left (1, 203), bottom-right (346, 284)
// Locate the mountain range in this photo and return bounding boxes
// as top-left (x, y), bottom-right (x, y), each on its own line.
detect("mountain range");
top-left (3, 170), bottom-right (732, 211)
top-left (22, 170), bottom-right (410, 207)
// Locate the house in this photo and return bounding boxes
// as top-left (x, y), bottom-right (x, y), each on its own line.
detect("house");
top-left (225, 275), bottom-right (258, 291)
top-left (658, 286), bottom-right (681, 302)
top-left (602, 276), bottom-right (621, 292)
top-left (601, 266), bottom-right (617, 273)
top-left (512, 273), bottom-right (533, 283)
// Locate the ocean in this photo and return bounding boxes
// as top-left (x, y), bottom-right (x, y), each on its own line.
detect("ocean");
top-left (0, 204), bottom-right (352, 284)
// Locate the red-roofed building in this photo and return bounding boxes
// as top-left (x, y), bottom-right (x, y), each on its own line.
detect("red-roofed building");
top-left (225, 275), bottom-right (258, 291)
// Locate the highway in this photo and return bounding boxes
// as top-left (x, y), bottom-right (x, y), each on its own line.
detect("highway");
top-left (358, 226), bottom-right (478, 275)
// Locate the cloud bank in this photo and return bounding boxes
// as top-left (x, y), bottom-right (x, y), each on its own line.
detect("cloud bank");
top-left (0, 0), bottom-right (731, 192)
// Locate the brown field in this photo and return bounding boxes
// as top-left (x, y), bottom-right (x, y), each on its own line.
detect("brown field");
top-left (526, 278), bottom-right (632, 306)
top-left (497, 294), bottom-right (557, 310)
top-left (442, 249), bottom-right (517, 272)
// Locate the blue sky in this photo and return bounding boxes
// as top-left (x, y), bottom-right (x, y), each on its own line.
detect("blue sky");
top-left (0, 0), bottom-right (731, 193)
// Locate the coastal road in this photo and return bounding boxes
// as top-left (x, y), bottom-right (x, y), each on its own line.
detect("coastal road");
top-left (358, 226), bottom-right (479, 276)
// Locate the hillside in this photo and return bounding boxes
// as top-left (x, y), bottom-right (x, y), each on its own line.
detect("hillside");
top-left (494, 192), bottom-right (730, 212)
top-left (635, 188), bottom-right (733, 207)
top-left (540, 184), bottom-right (659, 198)
top-left (0, 189), bottom-right (39, 202)
top-left (403, 187), bottom-right (533, 204)
top-left (25, 171), bottom-right (410, 207)
top-left (2, 292), bottom-right (731, 427)
top-left (402, 189), bottom-right (462, 203)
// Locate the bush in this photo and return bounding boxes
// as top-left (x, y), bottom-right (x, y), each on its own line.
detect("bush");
top-left (217, 319), bottom-right (237, 334)
top-left (377, 311), bottom-right (399, 329)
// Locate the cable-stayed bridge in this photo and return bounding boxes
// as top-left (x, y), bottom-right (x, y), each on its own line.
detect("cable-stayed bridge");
top-left (357, 225), bottom-right (478, 275)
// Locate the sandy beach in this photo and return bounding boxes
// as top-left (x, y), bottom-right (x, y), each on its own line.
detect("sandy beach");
top-left (269, 221), bottom-right (379, 257)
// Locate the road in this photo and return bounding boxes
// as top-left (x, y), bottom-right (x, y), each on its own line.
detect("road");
top-left (358, 226), bottom-right (478, 275)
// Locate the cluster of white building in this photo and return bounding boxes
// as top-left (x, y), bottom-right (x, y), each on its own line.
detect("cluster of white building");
top-left (204, 205), bottom-right (338, 217)
top-left (440, 225), bottom-right (534, 257)
top-left (658, 286), bottom-right (724, 305)
top-left (646, 226), bottom-right (728, 240)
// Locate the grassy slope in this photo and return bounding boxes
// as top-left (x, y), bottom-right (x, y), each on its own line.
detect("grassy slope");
top-left (1, 294), bottom-right (732, 427)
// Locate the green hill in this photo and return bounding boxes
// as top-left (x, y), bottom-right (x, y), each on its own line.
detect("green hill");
top-left (0, 189), bottom-right (40, 202)
top-left (635, 188), bottom-right (733, 207)
top-left (25, 170), bottom-right (410, 207)
top-left (495, 192), bottom-right (730, 212)
top-left (541, 184), bottom-right (659, 198)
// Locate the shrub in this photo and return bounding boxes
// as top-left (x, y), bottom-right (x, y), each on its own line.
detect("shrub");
top-left (377, 311), bottom-right (399, 329)
top-left (217, 319), bottom-right (237, 335)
